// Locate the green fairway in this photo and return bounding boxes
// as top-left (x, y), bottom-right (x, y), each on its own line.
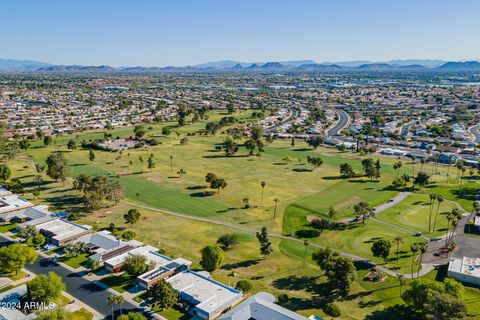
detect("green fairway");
top-left (376, 195), bottom-right (458, 237)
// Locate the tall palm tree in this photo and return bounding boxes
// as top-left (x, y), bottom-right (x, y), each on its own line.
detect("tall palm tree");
top-left (468, 201), bottom-right (480, 234)
top-left (459, 167), bottom-right (466, 193)
top-left (169, 155), bottom-right (173, 172)
top-left (445, 211), bottom-right (455, 247)
top-left (420, 158), bottom-right (425, 172)
top-left (273, 198), bottom-right (280, 220)
top-left (303, 239), bottom-right (309, 267)
top-left (432, 195), bottom-right (444, 232)
top-left (115, 295), bottom-right (125, 316)
top-left (260, 181), bottom-right (266, 206)
top-left (393, 236), bottom-right (403, 261)
top-left (410, 243), bottom-right (419, 277)
top-left (417, 243), bottom-right (427, 278)
top-left (411, 155), bottom-right (416, 176)
top-left (107, 294), bottom-right (116, 320)
top-left (428, 194), bottom-right (437, 233)
top-left (398, 274), bottom-right (406, 296)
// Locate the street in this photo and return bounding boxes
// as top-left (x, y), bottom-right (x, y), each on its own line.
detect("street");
top-left (0, 235), bottom-right (147, 320)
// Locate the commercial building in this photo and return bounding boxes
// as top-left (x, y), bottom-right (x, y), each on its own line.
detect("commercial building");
top-left (33, 218), bottom-right (92, 246)
top-left (448, 256), bottom-right (480, 286)
top-left (0, 189), bottom-right (34, 218)
top-left (104, 245), bottom-right (168, 272)
top-left (137, 257), bottom-right (192, 289)
top-left (0, 205), bottom-right (54, 222)
top-left (220, 292), bottom-right (311, 320)
top-left (167, 270), bottom-right (243, 320)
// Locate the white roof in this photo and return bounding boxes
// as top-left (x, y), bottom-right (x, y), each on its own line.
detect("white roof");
top-left (449, 256), bottom-right (480, 278)
top-left (2, 205), bottom-right (51, 221)
top-left (74, 230), bottom-right (122, 252)
top-left (168, 270), bottom-right (242, 315)
top-left (0, 194), bottom-right (34, 214)
top-left (104, 245), bottom-right (167, 267)
top-left (220, 292), bottom-right (309, 320)
top-left (35, 218), bottom-right (91, 242)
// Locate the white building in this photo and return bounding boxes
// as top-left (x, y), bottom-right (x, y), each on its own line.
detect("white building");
top-left (220, 292), bottom-right (310, 320)
top-left (448, 256), bottom-right (480, 286)
top-left (167, 270), bottom-right (243, 320)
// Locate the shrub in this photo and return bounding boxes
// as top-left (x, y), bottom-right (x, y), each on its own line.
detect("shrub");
top-left (235, 280), bottom-right (253, 293)
top-left (277, 294), bottom-right (289, 304)
top-left (324, 303), bottom-right (341, 317)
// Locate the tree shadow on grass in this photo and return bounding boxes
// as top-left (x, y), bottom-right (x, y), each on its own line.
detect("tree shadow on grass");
top-left (292, 148), bottom-right (312, 152)
top-left (295, 229), bottom-right (320, 238)
top-left (185, 185), bottom-right (207, 190)
top-left (223, 259), bottom-right (260, 270)
top-left (322, 175), bottom-right (346, 180)
top-left (292, 168), bottom-right (313, 172)
top-left (190, 191), bottom-right (216, 197)
top-left (365, 304), bottom-right (415, 320)
top-left (272, 275), bottom-right (325, 293)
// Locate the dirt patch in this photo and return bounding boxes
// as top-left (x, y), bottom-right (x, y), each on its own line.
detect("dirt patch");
top-left (306, 215), bottom-right (321, 223)
top-left (147, 176), bottom-right (168, 184)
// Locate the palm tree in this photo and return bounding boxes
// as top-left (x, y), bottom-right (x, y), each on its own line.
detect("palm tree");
top-left (107, 294), bottom-right (117, 320)
top-left (303, 239), bottom-right (309, 266)
top-left (432, 195), bottom-right (444, 232)
top-left (459, 167), bottom-right (466, 193)
top-left (260, 181), bottom-right (266, 206)
top-left (169, 155), bottom-right (173, 172)
top-left (273, 198), bottom-right (280, 220)
top-left (411, 155), bottom-right (416, 176)
top-left (468, 201), bottom-right (480, 234)
top-left (398, 274), bottom-right (407, 296)
top-left (420, 158), bottom-right (425, 172)
top-left (428, 194), bottom-right (437, 233)
top-left (410, 244), bottom-right (419, 277)
top-left (115, 295), bottom-right (125, 316)
top-left (393, 236), bottom-right (403, 261)
top-left (445, 211), bottom-right (455, 247)
top-left (417, 243), bottom-right (427, 277)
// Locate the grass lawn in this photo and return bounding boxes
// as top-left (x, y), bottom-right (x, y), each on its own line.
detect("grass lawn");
top-left (0, 222), bottom-right (17, 234)
top-left (55, 294), bottom-right (72, 307)
top-left (3, 270), bottom-right (28, 281)
top-left (60, 253), bottom-right (89, 269)
top-left (99, 272), bottom-right (136, 293)
top-left (71, 308), bottom-right (94, 320)
top-left (157, 306), bottom-right (189, 320)
top-left (376, 194), bottom-right (457, 237)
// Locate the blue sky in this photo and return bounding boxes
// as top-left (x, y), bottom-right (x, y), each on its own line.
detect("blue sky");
top-left (1, 0), bottom-right (479, 66)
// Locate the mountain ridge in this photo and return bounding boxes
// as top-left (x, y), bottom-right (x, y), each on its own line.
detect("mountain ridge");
top-left (1, 58), bottom-right (480, 73)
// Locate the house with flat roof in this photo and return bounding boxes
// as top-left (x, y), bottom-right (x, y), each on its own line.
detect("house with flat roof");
top-left (220, 292), bottom-right (310, 320)
top-left (167, 270), bottom-right (243, 320)
top-left (448, 256), bottom-right (480, 286)
top-left (104, 245), bottom-right (168, 273)
top-left (137, 257), bottom-right (192, 289)
top-left (73, 230), bottom-right (124, 255)
top-left (0, 205), bottom-right (52, 222)
top-left (0, 192), bottom-right (34, 217)
top-left (34, 218), bottom-right (92, 246)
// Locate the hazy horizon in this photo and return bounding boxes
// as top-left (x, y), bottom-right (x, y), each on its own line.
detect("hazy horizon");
top-left (2, 0), bottom-right (480, 67)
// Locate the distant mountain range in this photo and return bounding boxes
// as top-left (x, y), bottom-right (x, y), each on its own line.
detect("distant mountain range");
top-left (1, 58), bottom-right (480, 73)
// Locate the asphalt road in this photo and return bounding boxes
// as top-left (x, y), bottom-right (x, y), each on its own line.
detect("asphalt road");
top-left (469, 125), bottom-right (480, 143)
top-left (327, 109), bottom-right (349, 136)
top-left (0, 235), bottom-right (145, 320)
